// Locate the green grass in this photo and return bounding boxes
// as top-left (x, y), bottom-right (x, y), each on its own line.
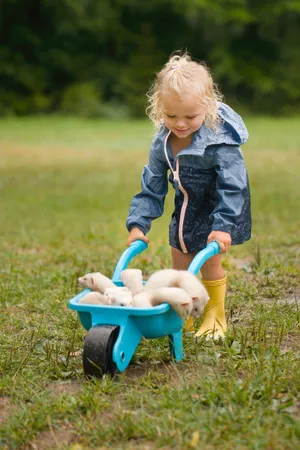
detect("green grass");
top-left (0, 116), bottom-right (299, 449)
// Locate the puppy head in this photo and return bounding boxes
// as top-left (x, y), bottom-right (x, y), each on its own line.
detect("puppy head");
top-left (191, 294), bottom-right (210, 318)
top-left (172, 300), bottom-right (193, 320)
top-left (104, 287), bottom-right (133, 307)
top-left (78, 273), bottom-right (96, 289)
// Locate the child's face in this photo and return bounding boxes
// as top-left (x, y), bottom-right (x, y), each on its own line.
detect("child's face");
top-left (161, 91), bottom-right (206, 139)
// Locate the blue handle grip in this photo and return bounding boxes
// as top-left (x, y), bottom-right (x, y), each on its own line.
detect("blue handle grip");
top-left (187, 241), bottom-right (220, 275)
top-left (112, 240), bottom-right (148, 281)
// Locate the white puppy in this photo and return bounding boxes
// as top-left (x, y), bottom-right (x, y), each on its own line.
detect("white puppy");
top-left (121, 269), bottom-right (144, 295)
top-left (133, 287), bottom-right (193, 319)
top-left (78, 272), bottom-right (115, 293)
top-left (104, 287), bottom-right (133, 307)
top-left (78, 291), bottom-right (110, 305)
top-left (79, 289), bottom-right (132, 307)
top-left (132, 292), bottom-right (152, 308)
top-left (145, 269), bottom-right (209, 317)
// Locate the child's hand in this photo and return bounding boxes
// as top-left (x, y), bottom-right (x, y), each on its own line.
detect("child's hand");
top-left (127, 227), bottom-right (150, 247)
top-left (207, 231), bottom-right (231, 253)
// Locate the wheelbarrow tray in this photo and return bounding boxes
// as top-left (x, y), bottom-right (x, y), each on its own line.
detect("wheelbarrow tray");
top-left (68, 240), bottom-right (220, 375)
top-left (69, 282), bottom-right (184, 373)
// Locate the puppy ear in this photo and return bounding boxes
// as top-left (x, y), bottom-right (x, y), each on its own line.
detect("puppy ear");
top-left (91, 276), bottom-right (95, 286)
top-left (181, 301), bottom-right (190, 308)
top-left (192, 297), bottom-right (199, 302)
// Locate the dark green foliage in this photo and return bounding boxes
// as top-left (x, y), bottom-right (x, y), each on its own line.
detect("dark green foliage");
top-left (0, 0), bottom-right (300, 116)
top-left (59, 82), bottom-right (103, 117)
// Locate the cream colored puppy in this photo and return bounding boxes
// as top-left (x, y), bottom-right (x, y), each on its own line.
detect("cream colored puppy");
top-left (121, 269), bottom-right (144, 295)
top-left (79, 289), bottom-right (132, 307)
top-left (78, 291), bottom-right (110, 305)
top-left (104, 287), bottom-right (133, 307)
top-left (133, 287), bottom-right (193, 319)
top-left (78, 272), bottom-right (115, 293)
top-left (145, 269), bottom-right (209, 317)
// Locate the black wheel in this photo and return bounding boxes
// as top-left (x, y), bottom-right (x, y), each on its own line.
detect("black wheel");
top-left (83, 325), bottom-right (119, 378)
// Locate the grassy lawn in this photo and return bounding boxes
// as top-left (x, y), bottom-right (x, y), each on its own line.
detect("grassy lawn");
top-left (0, 116), bottom-right (299, 449)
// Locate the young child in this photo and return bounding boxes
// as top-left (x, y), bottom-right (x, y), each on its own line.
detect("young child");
top-left (126, 52), bottom-right (251, 339)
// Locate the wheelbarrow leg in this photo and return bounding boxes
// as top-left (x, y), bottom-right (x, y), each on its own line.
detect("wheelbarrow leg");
top-left (112, 317), bottom-right (142, 372)
top-left (168, 330), bottom-right (184, 362)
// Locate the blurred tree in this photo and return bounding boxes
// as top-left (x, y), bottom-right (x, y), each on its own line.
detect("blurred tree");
top-left (0, 0), bottom-right (299, 115)
top-left (116, 27), bottom-right (165, 117)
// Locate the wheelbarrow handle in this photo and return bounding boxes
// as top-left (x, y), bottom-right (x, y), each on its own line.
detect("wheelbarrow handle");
top-left (112, 240), bottom-right (148, 281)
top-left (187, 241), bottom-right (221, 276)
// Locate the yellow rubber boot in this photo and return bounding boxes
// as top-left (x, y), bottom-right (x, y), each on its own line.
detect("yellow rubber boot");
top-left (194, 277), bottom-right (227, 340)
top-left (184, 316), bottom-right (195, 333)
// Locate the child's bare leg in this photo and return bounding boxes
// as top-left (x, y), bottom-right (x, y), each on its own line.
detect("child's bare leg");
top-left (200, 255), bottom-right (225, 280)
top-left (171, 248), bottom-right (225, 278)
top-left (171, 247), bottom-right (196, 270)
top-left (171, 248), bottom-right (227, 338)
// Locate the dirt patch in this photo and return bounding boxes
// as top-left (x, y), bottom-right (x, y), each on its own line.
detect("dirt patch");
top-left (122, 360), bottom-right (185, 386)
top-left (262, 286), bottom-right (300, 306)
top-left (24, 428), bottom-right (75, 450)
top-left (0, 305), bottom-right (29, 315)
top-left (126, 441), bottom-right (172, 450)
top-left (284, 401), bottom-right (300, 418)
top-left (15, 247), bottom-right (46, 256)
top-left (280, 333), bottom-right (300, 352)
top-left (47, 380), bottom-right (81, 397)
top-left (230, 255), bottom-right (255, 271)
top-left (279, 285), bottom-right (300, 305)
top-left (123, 360), bottom-right (171, 379)
top-left (121, 359), bottom-right (207, 390)
top-left (278, 297), bottom-right (300, 306)
top-left (0, 396), bottom-right (16, 425)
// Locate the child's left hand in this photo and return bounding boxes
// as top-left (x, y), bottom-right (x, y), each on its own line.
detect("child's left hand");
top-left (207, 231), bottom-right (232, 253)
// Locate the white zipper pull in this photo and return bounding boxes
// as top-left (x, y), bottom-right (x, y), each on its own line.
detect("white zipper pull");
top-left (173, 158), bottom-right (180, 181)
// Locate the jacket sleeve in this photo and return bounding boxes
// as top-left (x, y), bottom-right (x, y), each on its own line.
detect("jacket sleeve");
top-left (126, 138), bottom-right (169, 234)
top-left (211, 144), bottom-right (250, 234)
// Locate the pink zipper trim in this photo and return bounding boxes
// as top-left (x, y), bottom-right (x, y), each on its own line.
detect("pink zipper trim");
top-left (163, 130), bottom-right (172, 168)
top-left (174, 159), bottom-right (188, 253)
top-left (164, 132), bottom-right (188, 254)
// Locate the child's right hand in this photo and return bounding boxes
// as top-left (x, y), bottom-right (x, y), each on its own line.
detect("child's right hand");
top-left (126, 227), bottom-right (150, 247)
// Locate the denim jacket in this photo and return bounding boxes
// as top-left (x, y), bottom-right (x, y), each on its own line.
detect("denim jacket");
top-left (126, 102), bottom-right (251, 252)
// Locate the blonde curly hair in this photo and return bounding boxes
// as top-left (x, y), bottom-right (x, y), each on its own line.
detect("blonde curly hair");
top-left (146, 52), bottom-right (223, 130)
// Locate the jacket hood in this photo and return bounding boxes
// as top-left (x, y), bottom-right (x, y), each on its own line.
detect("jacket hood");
top-left (215, 102), bottom-right (249, 145)
top-left (157, 102), bottom-right (248, 151)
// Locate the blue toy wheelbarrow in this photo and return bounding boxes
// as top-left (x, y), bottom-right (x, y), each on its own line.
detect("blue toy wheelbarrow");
top-left (68, 240), bottom-right (220, 377)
